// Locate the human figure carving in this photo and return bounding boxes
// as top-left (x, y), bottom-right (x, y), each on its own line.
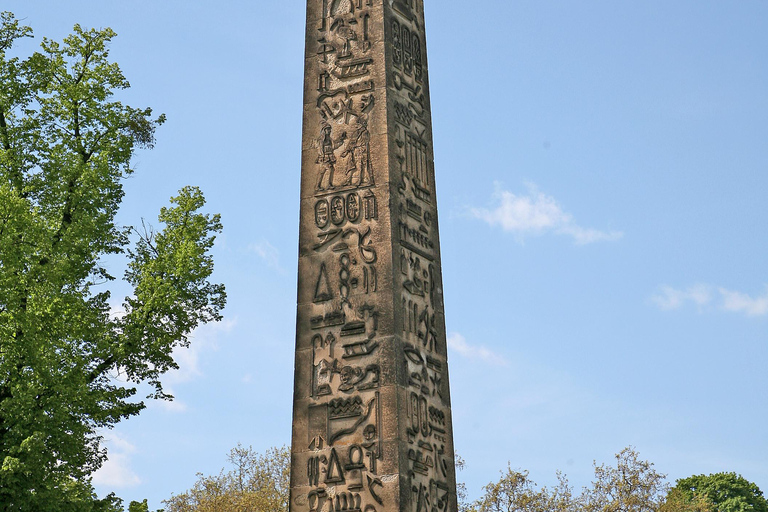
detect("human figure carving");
top-left (317, 124), bottom-right (347, 190)
top-left (340, 118), bottom-right (373, 187)
top-left (331, 17), bottom-right (358, 59)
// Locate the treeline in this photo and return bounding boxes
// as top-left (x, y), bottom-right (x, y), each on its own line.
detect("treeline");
top-left (458, 447), bottom-right (766, 512)
top-left (161, 445), bottom-right (767, 512)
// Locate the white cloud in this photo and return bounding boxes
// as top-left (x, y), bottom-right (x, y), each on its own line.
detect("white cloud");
top-left (471, 183), bottom-right (623, 245)
top-left (164, 317), bottom-right (237, 386)
top-left (143, 318), bottom-right (238, 413)
top-left (92, 433), bottom-right (141, 489)
top-left (447, 332), bottom-right (508, 366)
top-left (651, 284), bottom-right (713, 311)
top-left (719, 287), bottom-right (768, 317)
top-left (249, 239), bottom-right (281, 269)
top-left (652, 284), bottom-right (768, 317)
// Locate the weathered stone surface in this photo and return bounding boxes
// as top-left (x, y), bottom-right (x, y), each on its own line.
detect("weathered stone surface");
top-left (290, 1), bottom-right (457, 511)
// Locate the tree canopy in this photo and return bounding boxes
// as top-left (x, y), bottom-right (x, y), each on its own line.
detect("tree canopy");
top-left (0, 11), bottom-right (225, 509)
top-left (464, 447), bottom-right (666, 512)
top-left (459, 447), bottom-right (763, 512)
top-left (580, 447), bottom-right (668, 512)
top-left (165, 445), bottom-right (767, 512)
top-left (163, 445), bottom-right (290, 512)
top-left (671, 473), bottom-right (768, 512)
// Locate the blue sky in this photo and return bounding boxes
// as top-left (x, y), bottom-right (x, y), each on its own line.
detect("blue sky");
top-left (4, 1), bottom-right (767, 509)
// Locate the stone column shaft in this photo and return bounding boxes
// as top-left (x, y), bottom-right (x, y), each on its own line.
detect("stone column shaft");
top-left (290, 1), bottom-right (457, 511)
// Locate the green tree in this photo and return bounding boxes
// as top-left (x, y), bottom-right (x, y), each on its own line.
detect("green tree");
top-left (671, 473), bottom-right (767, 512)
top-left (661, 488), bottom-right (714, 512)
top-left (448, 448), bottom-right (759, 512)
top-left (0, 11), bottom-right (225, 509)
top-left (128, 498), bottom-right (164, 512)
top-left (163, 445), bottom-right (290, 512)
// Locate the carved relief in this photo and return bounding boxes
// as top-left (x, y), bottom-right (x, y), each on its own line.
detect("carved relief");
top-left (314, 0), bottom-right (377, 199)
top-left (314, 263), bottom-right (334, 303)
top-left (411, 480), bottom-right (451, 512)
top-left (400, 248), bottom-right (437, 307)
top-left (403, 343), bottom-right (445, 399)
top-left (400, 130), bottom-right (429, 191)
top-left (304, 390), bottom-right (383, 512)
top-left (391, 0), bottom-right (419, 25)
top-left (316, 123), bottom-right (345, 191)
top-left (314, 105), bottom-right (375, 193)
top-left (363, 190), bottom-right (378, 220)
top-left (314, 192), bottom-right (377, 230)
top-left (314, 226), bottom-right (377, 264)
top-left (403, 340), bottom-right (452, 512)
top-left (340, 119), bottom-right (374, 187)
top-left (392, 71), bottom-right (425, 113)
top-left (313, 355), bottom-right (381, 398)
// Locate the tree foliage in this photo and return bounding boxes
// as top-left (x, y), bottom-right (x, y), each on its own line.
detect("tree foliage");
top-left (165, 445), bottom-right (766, 512)
top-left (465, 447), bottom-right (765, 512)
top-left (163, 445), bottom-right (290, 512)
top-left (671, 473), bottom-right (768, 512)
top-left (466, 447), bottom-right (703, 512)
top-left (472, 465), bottom-right (574, 512)
top-left (127, 498), bottom-right (164, 512)
top-left (660, 488), bottom-right (714, 512)
top-left (0, 11), bottom-right (225, 509)
top-left (581, 447), bottom-right (668, 512)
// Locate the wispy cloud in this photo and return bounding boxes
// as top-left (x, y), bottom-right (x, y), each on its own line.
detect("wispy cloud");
top-left (145, 318), bottom-right (238, 413)
top-left (651, 284), bottom-right (713, 311)
top-left (165, 318), bottom-right (237, 385)
top-left (652, 284), bottom-right (768, 317)
top-left (249, 239), bottom-right (282, 270)
top-left (719, 287), bottom-right (768, 317)
top-left (447, 332), bottom-right (508, 366)
top-left (92, 433), bottom-right (141, 489)
top-left (471, 183), bottom-right (623, 245)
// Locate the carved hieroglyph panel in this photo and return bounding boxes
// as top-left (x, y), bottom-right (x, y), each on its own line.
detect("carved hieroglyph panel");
top-left (291, 1), bottom-right (457, 511)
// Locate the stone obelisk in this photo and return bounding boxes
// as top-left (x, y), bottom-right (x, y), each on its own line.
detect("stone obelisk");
top-left (290, 1), bottom-right (457, 511)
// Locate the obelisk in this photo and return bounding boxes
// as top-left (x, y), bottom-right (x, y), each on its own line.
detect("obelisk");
top-left (290, 1), bottom-right (457, 511)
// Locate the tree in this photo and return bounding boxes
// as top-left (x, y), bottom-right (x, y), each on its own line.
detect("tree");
top-left (660, 488), bottom-right (713, 512)
top-left (163, 445), bottom-right (290, 512)
top-left (469, 447), bottom-right (667, 512)
top-left (473, 466), bottom-right (547, 512)
top-left (670, 473), bottom-right (767, 512)
top-left (469, 464), bottom-right (573, 512)
top-left (580, 447), bottom-right (668, 512)
top-left (430, 448), bottom-right (762, 512)
top-left (457, 454), bottom-right (474, 512)
top-left (128, 498), bottom-right (164, 512)
top-left (0, 11), bottom-right (225, 509)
